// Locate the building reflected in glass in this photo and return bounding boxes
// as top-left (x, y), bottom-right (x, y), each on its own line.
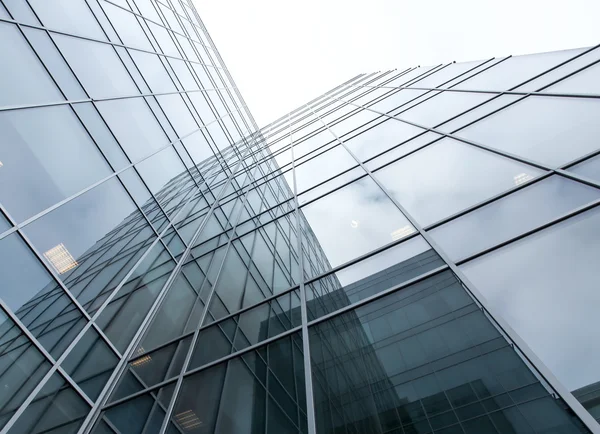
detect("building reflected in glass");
top-left (1, 1), bottom-right (600, 433)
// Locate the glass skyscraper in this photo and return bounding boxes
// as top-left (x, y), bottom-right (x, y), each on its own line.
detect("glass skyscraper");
top-left (1, 1), bottom-right (599, 433)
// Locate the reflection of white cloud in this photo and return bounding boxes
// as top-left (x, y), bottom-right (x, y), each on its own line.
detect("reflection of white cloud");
top-left (462, 207), bottom-right (600, 391)
top-left (300, 177), bottom-right (413, 268)
top-left (374, 139), bottom-right (545, 226)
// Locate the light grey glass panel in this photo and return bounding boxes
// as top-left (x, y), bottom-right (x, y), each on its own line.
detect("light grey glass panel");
top-left (156, 94), bottom-right (199, 137)
top-left (298, 167), bottom-right (366, 206)
top-left (133, 0), bottom-right (161, 21)
top-left (2, 0), bottom-right (39, 24)
top-left (430, 176), bottom-right (600, 260)
top-left (293, 129), bottom-right (336, 160)
top-left (53, 34), bottom-right (138, 99)
top-left (545, 58), bottom-right (600, 95)
top-left (462, 206), bottom-right (600, 396)
top-left (453, 48), bottom-right (585, 91)
top-left (295, 146), bottom-right (357, 193)
top-left (182, 130), bottom-right (216, 166)
top-left (0, 22), bottom-right (63, 107)
top-left (344, 117), bottom-right (425, 162)
top-left (146, 20), bottom-right (180, 57)
top-left (364, 131), bottom-right (442, 171)
top-left (397, 90), bottom-right (493, 127)
top-left (437, 94), bottom-right (522, 133)
top-left (72, 103), bottom-right (130, 170)
top-left (367, 89), bottom-right (428, 115)
top-left (102, 1), bottom-right (153, 50)
top-left (455, 96), bottom-right (600, 167)
top-left (128, 49), bottom-right (177, 93)
top-left (96, 97), bottom-right (169, 162)
top-left (374, 138), bottom-right (546, 226)
top-left (300, 177), bottom-right (415, 269)
top-left (28, 0), bottom-right (105, 39)
top-left (0, 212), bottom-right (10, 233)
top-left (21, 27), bottom-right (88, 101)
top-left (329, 109), bottom-right (380, 138)
top-left (569, 154), bottom-right (600, 182)
top-left (168, 58), bottom-right (199, 90)
top-left (514, 46), bottom-right (598, 92)
top-left (0, 105), bottom-right (113, 222)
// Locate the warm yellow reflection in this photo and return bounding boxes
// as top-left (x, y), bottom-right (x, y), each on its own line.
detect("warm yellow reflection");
top-left (43, 243), bottom-right (78, 274)
top-left (390, 225), bottom-right (414, 241)
top-left (175, 410), bottom-right (202, 430)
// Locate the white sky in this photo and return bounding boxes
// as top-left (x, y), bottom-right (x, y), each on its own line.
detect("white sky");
top-left (194, 0), bottom-right (600, 128)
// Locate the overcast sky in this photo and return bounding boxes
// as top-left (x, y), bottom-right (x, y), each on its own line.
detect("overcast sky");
top-left (194, 0), bottom-right (600, 128)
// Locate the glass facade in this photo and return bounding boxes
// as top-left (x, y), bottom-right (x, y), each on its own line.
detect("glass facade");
top-left (0, 2), bottom-right (599, 433)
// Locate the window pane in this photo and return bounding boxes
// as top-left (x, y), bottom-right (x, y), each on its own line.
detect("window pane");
top-left (53, 33), bottom-right (138, 99)
top-left (364, 131), bottom-right (442, 172)
top-left (461, 206), bottom-right (600, 397)
top-left (396, 90), bottom-right (493, 127)
top-left (22, 27), bottom-right (87, 101)
top-left (0, 309), bottom-right (52, 431)
top-left (374, 138), bottom-right (545, 226)
top-left (306, 236), bottom-right (444, 320)
top-left (456, 96), bottom-right (600, 167)
top-left (97, 97), bottom-right (170, 162)
top-left (102, 2), bottom-right (153, 50)
top-left (569, 154), bottom-right (600, 182)
top-left (62, 326), bottom-right (119, 401)
top-left (0, 22), bottom-right (63, 107)
top-left (299, 177), bottom-right (415, 271)
top-left (29, 0), bottom-right (105, 39)
top-left (343, 116), bottom-right (425, 162)
top-left (8, 371), bottom-right (90, 433)
top-left (453, 48), bottom-right (585, 91)
top-left (295, 146), bottom-right (357, 193)
top-left (22, 177), bottom-right (151, 313)
top-left (431, 176), bottom-right (600, 261)
top-left (157, 93), bottom-right (199, 137)
top-left (128, 49), bottom-right (177, 93)
top-left (0, 212), bottom-right (10, 233)
top-left (0, 105), bottom-right (113, 222)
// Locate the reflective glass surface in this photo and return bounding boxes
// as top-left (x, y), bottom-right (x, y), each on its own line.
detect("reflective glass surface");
top-left (455, 96), bottom-right (600, 167)
top-left (300, 177), bottom-right (415, 270)
top-left (462, 207), bottom-right (600, 394)
top-left (374, 138), bottom-right (546, 226)
top-left (430, 176), bottom-right (600, 260)
top-left (0, 105), bottom-right (113, 222)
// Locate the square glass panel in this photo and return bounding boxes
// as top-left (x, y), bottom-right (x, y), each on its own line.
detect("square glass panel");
top-left (455, 96), bottom-right (600, 168)
top-left (0, 22), bottom-right (63, 107)
top-left (430, 175), bottom-right (600, 261)
top-left (374, 138), bottom-right (546, 226)
top-left (295, 145), bottom-right (357, 193)
top-left (299, 177), bottom-right (415, 270)
top-left (461, 206), bottom-right (600, 403)
top-left (102, 2), bottom-right (153, 50)
top-left (53, 33), bottom-right (138, 99)
top-left (0, 105), bottom-right (113, 222)
top-left (343, 117), bottom-right (425, 162)
top-left (29, 0), bottom-right (106, 39)
top-left (128, 49), bottom-right (177, 93)
top-left (97, 97), bottom-right (170, 162)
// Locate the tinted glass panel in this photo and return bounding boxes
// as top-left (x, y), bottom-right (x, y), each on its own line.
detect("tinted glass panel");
top-left (306, 236), bottom-right (444, 320)
top-left (294, 146), bottom-right (357, 193)
top-left (374, 138), bottom-right (545, 226)
top-left (569, 154), bottom-right (600, 182)
top-left (29, 0), bottom-right (105, 39)
top-left (0, 105), bottom-right (112, 222)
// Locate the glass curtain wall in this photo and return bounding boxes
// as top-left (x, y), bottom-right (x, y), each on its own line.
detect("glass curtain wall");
top-left (1, 1), bottom-right (600, 433)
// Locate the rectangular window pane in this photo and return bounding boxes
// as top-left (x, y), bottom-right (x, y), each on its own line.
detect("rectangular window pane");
top-left (430, 176), bottom-right (600, 261)
top-left (374, 138), bottom-right (545, 226)
top-left (0, 105), bottom-right (113, 222)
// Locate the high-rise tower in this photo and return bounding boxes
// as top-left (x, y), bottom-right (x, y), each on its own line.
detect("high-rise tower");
top-left (1, 1), bottom-right (600, 433)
